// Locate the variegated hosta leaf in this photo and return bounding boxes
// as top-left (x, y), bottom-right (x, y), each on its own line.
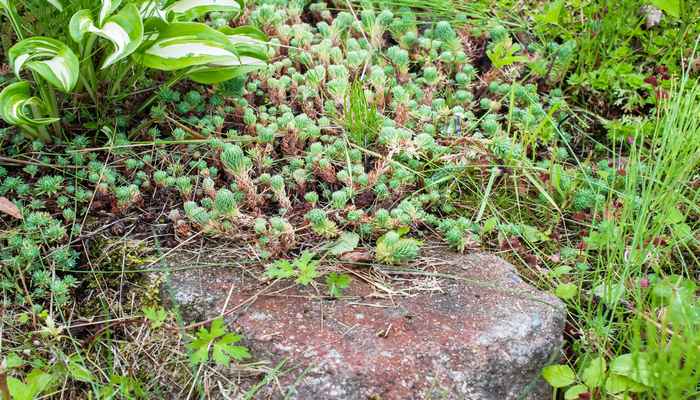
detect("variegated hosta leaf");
top-left (9, 37), bottom-right (79, 93)
top-left (99, 0), bottom-right (122, 26)
top-left (138, 22), bottom-right (239, 70)
top-left (0, 81), bottom-right (59, 127)
top-left (166, 0), bottom-right (243, 20)
top-left (0, 0), bottom-right (9, 9)
top-left (187, 26), bottom-right (268, 84)
top-left (70, 4), bottom-right (144, 69)
top-left (138, 0), bottom-right (168, 20)
top-left (69, 9), bottom-right (94, 43)
top-left (47, 0), bottom-right (63, 11)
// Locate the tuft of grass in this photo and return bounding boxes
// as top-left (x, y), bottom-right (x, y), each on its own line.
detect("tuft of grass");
top-left (343, 80), bottom-right (382, 147)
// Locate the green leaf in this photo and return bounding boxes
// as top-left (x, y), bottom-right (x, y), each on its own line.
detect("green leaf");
top-left (539, 0), bottom-right (563, 24)
top-left (69, 9), bottom-right (94, 42)
top-left (211, 333), bottom-right (250, 365)
top-left (610, 353), bottom-right (652, 387)
top-left (295, 252), bottom-right (319, 285)
top-left (651, 0), bottom-right (680, 18)
top-left (138, 22), bottom-right (237, 70)
top-left (46, 0), bottom-right (62, 11)
top-left (70, 3), bottom-right (144, 68)
top-left (8, 369), bottom-right (54, 400)
top-left (67, 356), bottom-right (95, 383)
top-left (555, 283), bottom-right (578, 300)
top-left (328, 232), bottom-right (359, 256)
top-left (564, 384), bottom-right (589, 400)
top-left (166, 0), bottom-right (243, 21)
top-left (99, 0), bottom-right (122, 26)
top-left (265, 259), bottom-right (296, 279)
top-left (143, 306), bottom-right (168, 328)
top-left (0, 81), bottom-right (59, 127)
top-left (184, 26), bottom-right (267, 84)
top-left (4, 353), bottom-right (25, 369)
top-left (542, 364), bottom-right (576, 388)
top-left (605, 373), bottom-right (649, 394)
top-left (581, 356), bottom-right (606, 388)
top-left (326, 272), bottom-right (351, 298)
top-left (592, 282), bottom-right (625, 307)
top-left (9, 37), bottom-right (79, 93)
top-left (138, 23), bottom-right (267, 83)
top-left (186, 318), bottom-right (250, 366)
top-left (482, 217), bottom-right (498, 233)
top-left (487, 38), bottom-right (528, 69)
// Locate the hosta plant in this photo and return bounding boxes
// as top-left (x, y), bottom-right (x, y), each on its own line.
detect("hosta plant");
top-left (0, 0), bottom-right (268, 141)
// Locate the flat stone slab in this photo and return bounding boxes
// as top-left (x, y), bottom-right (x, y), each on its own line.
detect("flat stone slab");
top-left (161, 250), bottom-right (565, 399)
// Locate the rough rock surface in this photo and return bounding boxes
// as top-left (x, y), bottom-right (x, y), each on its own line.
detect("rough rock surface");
top-left (161, 250), bottom-right (565, 399)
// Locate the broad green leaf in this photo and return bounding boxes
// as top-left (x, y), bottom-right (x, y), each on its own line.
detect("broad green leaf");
top-left (0, 0), bottom-right (9, 9)
top-left (8, 369), bottom-right (54, 400)
top-left (328, 231), bottom-right (359, 255)
top-left (581, 357), bottom-right (606, 388)
top-left (166, 0), bottom-right (243, 20)
top-left (555, 283), bottom-right (578, 300)
top-left (651, 0), bottom-right (680, 18)
top-left (70, 4), bottom-right (144, 68)
top-left (8, 377), bottom-right (34, 400)
top-left (542, 364), bottom-right (576, 388)
top-left (592, 282), bottom-right (625, 307)
top-left (4, 353), bottom-right (25, 369)
top-left (564, 384), bottom-right (588, 400)
top-left (610, 353), bottom-right (653, 387)
top-left (47, 0), bottom-right (62, 11)
top-left (9, 37), bottom-right (79, 93)
top-left (605, 373), bottom-right (649, 394)
top-left (67, 356), bottom-right (95, 383)
top-left (538, 0), bottom-right (563, 24)
top-left (0, 81), bottom-right (59, 127)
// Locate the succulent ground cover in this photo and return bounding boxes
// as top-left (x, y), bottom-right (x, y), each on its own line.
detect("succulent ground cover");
top-left (0, 0), bottom-right (700, 398)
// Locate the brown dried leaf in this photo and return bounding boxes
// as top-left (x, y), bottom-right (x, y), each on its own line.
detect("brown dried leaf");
top-left (0, 197), bottom-right (21, 219)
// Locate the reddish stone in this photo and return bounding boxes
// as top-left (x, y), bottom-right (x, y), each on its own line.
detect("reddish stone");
top-left (163, 251), bottom-right (565, 399)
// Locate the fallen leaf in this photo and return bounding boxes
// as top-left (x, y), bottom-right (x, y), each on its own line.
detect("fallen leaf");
top-left (340, 250), bottom-right (372, 263)
top-left (0, 197), bottom-right (21, 219)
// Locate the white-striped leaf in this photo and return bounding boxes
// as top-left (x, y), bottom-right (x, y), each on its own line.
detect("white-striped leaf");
top-left (9, 37), bottom-right (79, 93)
top-left (166, 0), bottom-right (243, 20)
top-left (137, 22), bottom-right (239, 71)
top-left (0, 0), bottom-right (9, 9)
top-left (70, 4), bottom-right (144, 69)
top-left (0, 81), bottom-right (59, 127)
top-left (187, 26), bottom-right (267, 83)
top-left (138, 0), bottom-right (168, 20)
top-left (69, 9), bottom-right (94, 43)
top-left (99, 0), bottom-right (122, 26)
top-left (47, 0), bottom-right (62, 11)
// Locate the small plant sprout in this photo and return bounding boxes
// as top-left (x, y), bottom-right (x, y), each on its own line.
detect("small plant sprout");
top-left (375, 231), bottom-right (421, 265)
top-left (326, 272), bottom-right (351, 298)
top-left (187, 319), bottom-right (250, 366)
